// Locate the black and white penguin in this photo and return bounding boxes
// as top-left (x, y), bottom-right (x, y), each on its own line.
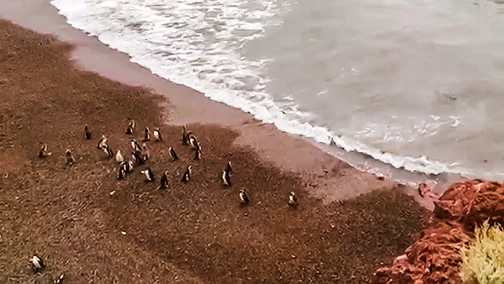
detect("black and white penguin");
top-left (55, 273), bottom-right (65, 284)
top-left (117, 166), bottom-right (126, 180)
top-left (121, 160), bottom-right (133, 173)
top-left (141, 143), bottom-right (150, 161)
top-left (222, 170), bottom-right (231, 186)
top-left (239, 190), bottom-right (250, 205)
top-left (158, 171), bottom-right (169, 190)
top-left (225, 161), bottom-right (233, 176)
top-left (126, 119), bottom-right (135, 135)
top-left (181, 165), bottom-right (192, 182)
top-left (131, 139), bottom-right (142, 153)
top-left (97, 135), bottom-right (107, 150)
top-left (30, 254), bottom-right (45, 273)
top-left (84, 124), bottom-right (92, 140)
top-left (38, 142), bottom-right (50, 158)
top-left (132, 151), bottom-right (144, 165)
top-left (288, 192), bottom-right (298, 207)
top-left (153, 127), bottom-right (162, 142)
top-left (189, 135), bottom-right (199, 149)
top-left (194, 145), bottom-right (202, 160)
top-left (115, 150), bottom-right (124, 163)
top-left (140, 167), bottom-right (155, 182)
top-left (182, 125), bottom-right (189, 145)
top-left (168, 147), bottom-right (179, 161)
top-left (65, 150), bottom-right (75, 166)
top-left (144, 127), bottom-right (151, 142)
top-left (102, 145), bottom-right (114, 158)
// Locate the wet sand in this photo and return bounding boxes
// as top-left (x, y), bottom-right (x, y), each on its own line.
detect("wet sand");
top-left (1, 1), bottom-right (431, 283)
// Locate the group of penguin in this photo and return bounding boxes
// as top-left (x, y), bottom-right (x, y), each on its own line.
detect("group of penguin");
top-left (33, 119), bottom-right (299, 279)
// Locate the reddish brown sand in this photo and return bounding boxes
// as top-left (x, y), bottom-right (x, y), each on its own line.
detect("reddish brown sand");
top-left (0, 18), bottom-right (431, 284)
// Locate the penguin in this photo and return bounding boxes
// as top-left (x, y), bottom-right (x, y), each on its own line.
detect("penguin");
top-left (117, 166), bottom-right (126, 180)
top-left (126, 119), bottom-right (135, 134)
top-left (141, 143), bottom-right (150, 161)
top-left (182, 125), bottom-right (189, 145)
top-left (115, 150), bottom-right (124, 163)
top-left (140, 167), bottom-right (154, 182)
top-left (38, 142), bottom-right (50, 158)
top-left (168, 147), bottom-right (179, 161)
top-left (288, 192), bottom-right (298, 207)
top-left (132, 151), bottom-right (144, 165)
top-left (222, 170), bottom-right (231, 186)
top-left (144, 127), bottom-right (151, 141)
top-left (30, 254), bottom-right (45, 273)
top-left (97, 135), bottom-right (107, 150)
top-left (181, 165), bottom-right (192, 182)
top-left (225, 161), bottom-right (233, 176)
top-left (131, 139), bottom-right (142, 153)
top-left (153, 127), bottom-right (162, 142)
top-left (65, 150), bottom-right (75, 166)
top-left (102, 145), bottom-right (114, 158)
top-left (189, 135), bottom-right (199, 149)
top-left (121, 160), bottom-right (133, 173)
top-left (194, 145), bottom-right (202, 160)
top-left (55, 273), bottom-right (65, 284)
top-left (239, 190), bottom-right (250, 205)
top-left (158, 171), bottom-right (169, 190)
top-left (84, 124), bottom-right (92, 140)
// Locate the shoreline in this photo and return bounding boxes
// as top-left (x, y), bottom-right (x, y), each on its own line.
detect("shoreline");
top-left (0, 0), bottom-right (442, 209)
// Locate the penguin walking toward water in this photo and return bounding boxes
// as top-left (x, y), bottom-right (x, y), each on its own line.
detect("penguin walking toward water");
top-left (97, 135), bottom-right (107, 150)
top-left (126, 119), bottom-right (136, 135)
top-left (30, 254), bottom-right (45, 273)
top-left (153, 127), bottom-right (162, 142)
top-left (84, 124), bottom-right (92, 140)
top-left (194, 145), bottom-right (202, 160)
top-left (65, 150), bottom-right (75, 166)
top-left (288, 192), bottom-right (298, 208)
top-left (144, 127), bottom-right (151, 142)
top-left (225, 161), bottom-right (233, 177)
top-left (222, 170), bottom-right (231, 186)
top-left (158, 171), bottom-right (169, 189)
top-left (239, 190), bottom-right (250, 205)
top-left (140, 167), bottom-right (155, 182)
top-left (115, 150), bottom-right (124, 163)
top-left (181, 165), bottom-right (192, 182)
top-left (38, 142), bottom-right (51, 158)
top-left (141, 143), bottom-right (150, 161)
top-left (168, 147), bottom-right (179, 161)
top-left (131, 139), bottom-right (142, 153)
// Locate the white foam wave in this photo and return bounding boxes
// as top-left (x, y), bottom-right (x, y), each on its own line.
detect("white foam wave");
top-left (50, 0), bottom-right (490, 180)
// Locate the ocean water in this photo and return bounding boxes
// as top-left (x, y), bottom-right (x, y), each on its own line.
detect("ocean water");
top-left (51, 0), bottom-right (504, 181)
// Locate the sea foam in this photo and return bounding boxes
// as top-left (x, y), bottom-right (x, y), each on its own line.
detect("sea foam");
top-left (50, 0), bottom-right (497, 180)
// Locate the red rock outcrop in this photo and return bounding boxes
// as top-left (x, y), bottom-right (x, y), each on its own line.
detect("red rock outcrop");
top-left (371, 179), bottom-right (504, 284)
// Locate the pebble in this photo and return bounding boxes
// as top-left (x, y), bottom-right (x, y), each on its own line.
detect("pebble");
top-left (121, 231), bottom-right (126, 236)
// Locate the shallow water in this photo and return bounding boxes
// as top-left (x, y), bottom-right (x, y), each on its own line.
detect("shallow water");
top-left (51, 0), bottom-right (504, 181)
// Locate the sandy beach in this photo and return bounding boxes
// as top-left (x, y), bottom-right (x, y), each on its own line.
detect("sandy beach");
top-left (1, 1), bottom-right (431, 283)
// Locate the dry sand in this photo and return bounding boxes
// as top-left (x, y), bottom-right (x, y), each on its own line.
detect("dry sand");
top-left (0, 2), bottom-right (431, 283)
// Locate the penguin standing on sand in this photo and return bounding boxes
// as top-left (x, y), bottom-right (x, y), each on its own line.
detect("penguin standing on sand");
top-left (182, 125), bottom-right (189, 145)
top-left (189, 135), bottom-right (199, 149)
top-left (117, 166), bottom-right (126, 180)
top-left (38, 142), bottom-right (51, 158)
top-left (239, 190), bottom-right (250, 205)
top-left (168, 147), bottom-right (179, 161)
top-left (141, 143), bottom-right (150, 161)
top-left (222, 170), bottom-right (231, 186)
top-left (140, 167), bottom-right (155, 182)
top-left (121, 160), bottom-right (134, 173)
top-left (84, 124), bottom-right (92, 140)
top-left (132, 151), bottom-right (144, 165)
top-left (288, 192), bottom-right (298, 207)
top-left (144, 127), bottom-right (151, 141)
top-left (65, 150), bottom-right (75, 166)
top-left (158, 171), bottom-right (169, 189)
top-left (194, 145), bottom-right (202, 160)
top-left (97, 135), bottom-right (107, 150)
top-left (153, 127), bottom-right (162, 142)
top-left (116, 150), bottom-right (124, 163)
top-left (181, 165), bottom-right (192, 182)
top-left (30, 254), bottom-right (45, 273)
top-left (131, 139), bottom-right (142, 153)
top-left (102, 145), bottom-right (114, 158)
top-left (126, 119), bottom-right (136, 135)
